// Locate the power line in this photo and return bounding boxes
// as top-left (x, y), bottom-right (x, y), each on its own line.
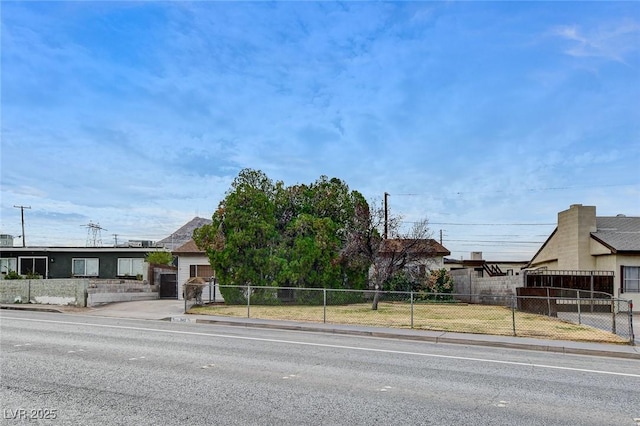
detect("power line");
top-left (445, 239), bottom-right (544, 244)
top-left (407, 221), bottom-right (555, 226)
top-left (391, 183), bottom-right (637, 197)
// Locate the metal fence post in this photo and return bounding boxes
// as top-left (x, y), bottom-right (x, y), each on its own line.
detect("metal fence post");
top-left (247, 285), bottom-right (251, 318)
top-left (512, 296), bottom-right (516, 336)
top-left (611, 299), bottom-right (616, 335)
top-left (546, 287), bottom-right (551, 317)
top-left (577, 291), bottom-right (581, 324)
top-left (628, 301), bottom-right (634, 345)
top-left (323, 288), bottom-right (327, 324)
top-left (410, 291), bottom-right (414, 329)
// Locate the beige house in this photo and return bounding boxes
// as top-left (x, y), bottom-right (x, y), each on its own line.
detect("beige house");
top-left (529, 204), bottom-right (640, 307)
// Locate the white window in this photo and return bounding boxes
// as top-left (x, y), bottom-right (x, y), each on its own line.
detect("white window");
top-left (1, 258), bottom-right (17, 275)
top-left (72, 258), bottom-right (99, 277)
top-left (622, 266), bottom-right (640, 293)
top-left (118, 258), bottom-right (144, 277)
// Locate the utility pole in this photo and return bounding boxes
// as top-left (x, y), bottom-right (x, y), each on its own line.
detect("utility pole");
top-left (13, 205), bottom-right (31, 247)
top-left (440, 229), bottom-right (443, 245)
top-left (383, 192), bottom-right (389, 240)
top-left (112, 234), bottom-right (119, 246)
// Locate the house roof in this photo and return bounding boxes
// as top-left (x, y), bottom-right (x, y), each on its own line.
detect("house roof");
top-left (530, 214), bottom-right (640, 265)
top-left (158, 217), bottom-right (212, 250)
top-left (0, 246), bottom-right (153, 254)
top-left (379, 239), bottom-right (450, 256)
top-left (172, 239), bottom-right (205, 255)
top-left (591, 216), bottom-right (640, 252)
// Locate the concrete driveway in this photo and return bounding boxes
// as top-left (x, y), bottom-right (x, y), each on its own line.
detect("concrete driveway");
top-left (82, 299), bottom-right (185, 320)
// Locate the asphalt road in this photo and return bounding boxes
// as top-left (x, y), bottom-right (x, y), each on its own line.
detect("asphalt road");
top-left (1, 311), bottom-right (639, 426)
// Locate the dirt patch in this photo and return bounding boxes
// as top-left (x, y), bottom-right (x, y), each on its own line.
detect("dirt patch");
top-left (188, 303), bottom-right (629, 344)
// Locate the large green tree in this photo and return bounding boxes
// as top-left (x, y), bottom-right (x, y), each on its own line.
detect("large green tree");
top-left (193, 169), bottom-right (371, 302)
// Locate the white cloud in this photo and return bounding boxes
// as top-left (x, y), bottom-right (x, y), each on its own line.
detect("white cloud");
top-left (552, 20), bottom-right (640, 62)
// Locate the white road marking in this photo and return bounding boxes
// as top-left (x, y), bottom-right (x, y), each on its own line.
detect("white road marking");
top-left (4, 316), bottom-right (640, 379)
top-left (379, 386), bottom-right (392, 392)
top-left (201, 364), bottom-right (216, 369)
top-left (14, 343), bottom-right (32, 347)
top-left (128, 356), bottom-right (146, 361)
top-left (282, 374), bottom-right (297, 379)
top-left (496, 401), bottom-right (509, 407)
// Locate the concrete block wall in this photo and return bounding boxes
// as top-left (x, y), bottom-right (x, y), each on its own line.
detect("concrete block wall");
top-left (1, 279), bottom-right (159, 307)
top-left (450, 270), bottom-right (523, 304)
top-left (86, 281), bottom-right (159, 306)
top-left (0, 279), bottom-right (88, 306)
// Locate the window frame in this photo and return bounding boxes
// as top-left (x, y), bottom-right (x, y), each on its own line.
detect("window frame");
top-left (72, 258), bottom-right (100, 277)
top-left (1, 258), bottom-right (18, 275)
top-left (117, 257), bottom-right (145, 277)
top-left (18, 256), bottom-right (48, 277)
top-left (621, 266), bottom-right (640, 293)
top-left (189, 264), bottom-right (214, 279)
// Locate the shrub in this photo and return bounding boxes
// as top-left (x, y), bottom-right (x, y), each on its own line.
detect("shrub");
top-left (220, 286), bottom-right (247, 305)
top-left (327, 290), bottom-right (366, 305)
top-left (250, 287), bottom-right (280, 305)
top-left (417, 268), bottom-right (454, 301)
top-left (384, 272), bottom-right (415, 292)
top-left (4, 270), bottom-right (22, 280)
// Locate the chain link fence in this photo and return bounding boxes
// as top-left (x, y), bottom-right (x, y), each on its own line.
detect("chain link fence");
top-left (184, 284), bottom-right (635, 344)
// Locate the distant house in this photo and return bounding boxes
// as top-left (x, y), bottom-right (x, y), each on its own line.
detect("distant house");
top-left (376, 239), bottom-right (450, 281)
top-left (445, 252), bottom-right (529, 277)
top-left (528, 204), bottom-right (640, 307)
top-left (0, 246), bottom-right (151, 280)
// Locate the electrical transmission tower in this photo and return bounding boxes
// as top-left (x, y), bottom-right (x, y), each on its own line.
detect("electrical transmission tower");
top-left (83, 222), bottom-right (106, 247)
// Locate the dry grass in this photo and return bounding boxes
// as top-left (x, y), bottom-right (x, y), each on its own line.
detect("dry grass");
top-left (188, 302), bottom-right (628, 344)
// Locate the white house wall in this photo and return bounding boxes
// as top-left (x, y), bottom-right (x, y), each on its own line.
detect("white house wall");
top-left (176, 254), bottom-right (210, 300)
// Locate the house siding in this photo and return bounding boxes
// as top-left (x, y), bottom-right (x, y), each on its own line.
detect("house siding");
top-left (0, 248), bottom-right (150, 280)
top-left (530, 205), bottom-right (640, 310)
top-left (176, 254), bottom-right (211, 300)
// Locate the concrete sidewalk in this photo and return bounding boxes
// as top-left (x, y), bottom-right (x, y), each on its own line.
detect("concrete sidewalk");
top-left (2, 301), bottom-right (638, 360)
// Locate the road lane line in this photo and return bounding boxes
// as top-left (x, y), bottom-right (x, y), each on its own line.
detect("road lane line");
top-left (3, 315), bottom-right (640, 379)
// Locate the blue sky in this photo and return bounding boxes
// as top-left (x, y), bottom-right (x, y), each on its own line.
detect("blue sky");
top-left (1, 1), bottom-right (639, 260)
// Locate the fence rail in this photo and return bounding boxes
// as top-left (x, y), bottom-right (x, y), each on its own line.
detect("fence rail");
top-left (184, 284), bottom-right (635, 344)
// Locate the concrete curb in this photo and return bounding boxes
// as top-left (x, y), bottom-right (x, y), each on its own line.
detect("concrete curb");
top-left (1, 304), bottom-right (65, 314)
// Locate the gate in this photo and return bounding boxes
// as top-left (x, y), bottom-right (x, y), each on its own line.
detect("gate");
top-left (159, 273), bottom-right (178, 299)
top-left (525, 270), bottom-right (614, 295)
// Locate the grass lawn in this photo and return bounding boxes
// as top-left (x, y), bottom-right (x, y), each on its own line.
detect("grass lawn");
top-left (188, 302), bottom-right (628, 344)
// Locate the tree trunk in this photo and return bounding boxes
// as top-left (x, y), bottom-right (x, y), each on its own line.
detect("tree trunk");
top-left (371, 290), bottom-right (380, 310)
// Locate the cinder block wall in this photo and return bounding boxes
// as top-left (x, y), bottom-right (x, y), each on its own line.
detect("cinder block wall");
top-left (86, 280), bottom-right (159, 306)
top-left (1, 279), bottom-right (159, 307)
top-left (0, 279), bottom-right (88, 306)
top-left (450, 270), bottom-right (523, 304)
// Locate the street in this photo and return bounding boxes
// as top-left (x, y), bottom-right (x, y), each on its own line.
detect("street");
top-left (1, 310), bottom-right (639, 425)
